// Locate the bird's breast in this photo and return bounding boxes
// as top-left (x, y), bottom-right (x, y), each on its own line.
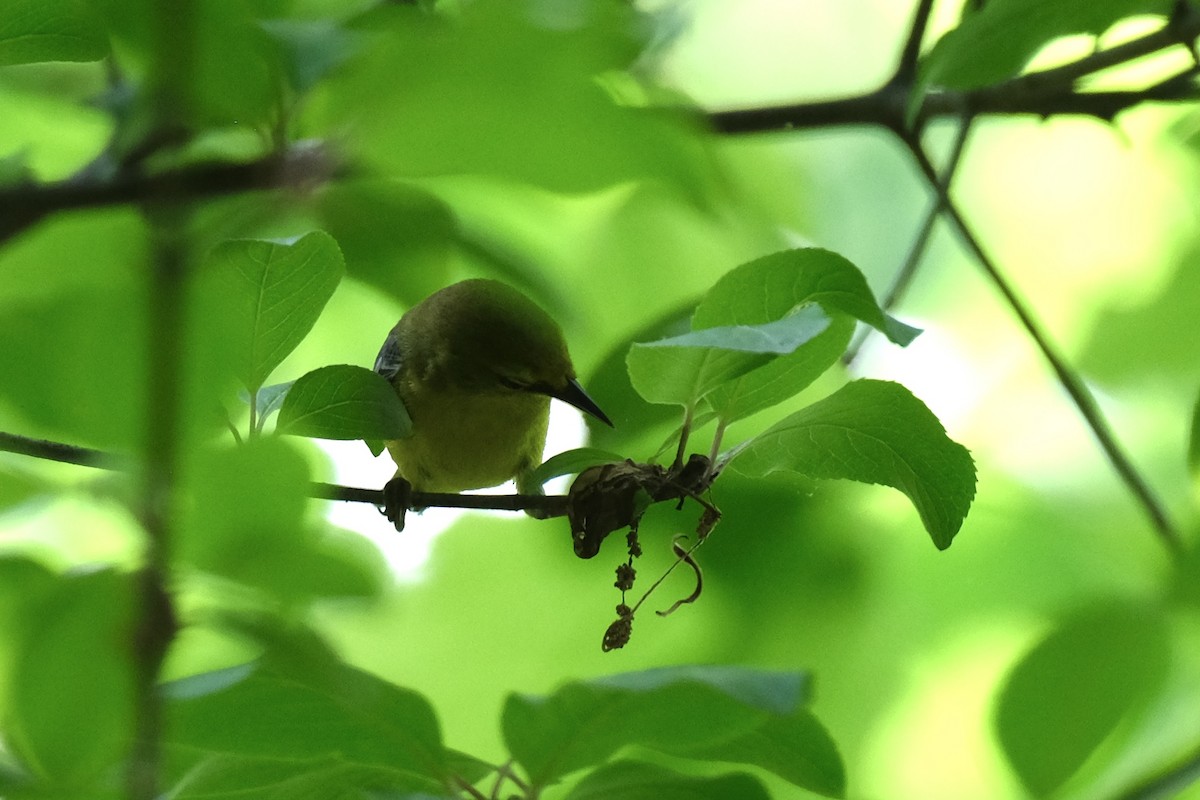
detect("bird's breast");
top-left (386, 385), bottom-right (551, 493)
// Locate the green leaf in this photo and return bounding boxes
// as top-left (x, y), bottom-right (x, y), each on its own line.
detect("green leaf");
top-left (626, 305), bottom-right (832, 407)
top-left (528, 447), bottom-right (626, 488)
top-left (585, 302), bottom-right (695, 450)
top-left (4, 570), bottom-right (134, 786)
top-left (923, 0), bottom-right (1174, 90)
top-left (1189, 391), bottom-right (1200, 480)
top-left (250, 380), bottom-right (295, 432)
top-left (166, 755), bottom-right (431, 800)
top-left (331, 1), bottom-right (708, 195)
top-left (692, 248), bottom-right (918, 423)
top-left (93, 0), bottom-right (280, 125)
top-left (180, 437), bottom-right (386, 603)
top-left (502, 665), bottom-right (809, 788)
top-left (0, 290), bottom-right (147, 450)
top-left (672, 711), bottom-right (845, 798)
top-left (995, 602), bottom-right (1171, 797)
top-left (0, 0), bottom-right (108, 65)
top-left (165, 655), bottom-right (450, 795)
top-left (259, 18), bottom-right (360, 95)
top-left (179, 437), bottom-right (309, 585)
top-left (565, 761), bottom-right (770, 800)
top-left (0, 150), bottom-right (33, 187)
top-left (318, 181), bottom-right (456, 307)
top-left (729, 380), bottom-right (975, 549)
top-left (276, 364), bottom-right (411, 440)
top-left (204, 231), bottom-right (344, 392)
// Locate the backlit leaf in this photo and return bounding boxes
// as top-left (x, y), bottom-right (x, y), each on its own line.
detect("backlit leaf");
top-left (276, 364), bottom-right (411, 441)
top-left (729, 380), bottom-right (975, 549)
top-left (204, 231), bottom-right (344, 393)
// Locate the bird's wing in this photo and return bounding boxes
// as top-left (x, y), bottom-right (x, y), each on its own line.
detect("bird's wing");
top-left (373, 328), bottom-right (404, 382)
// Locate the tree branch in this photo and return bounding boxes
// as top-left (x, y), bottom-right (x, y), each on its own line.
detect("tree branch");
top-left (0, 431), bottom-right (111, 469)
top-left (1117, 740), bottom-right (1200, 800)
top-left (894, 0), bottom-right (938, 86)
top-left (0, 142), bottom-right (339, 247)
top-left (711, 2), bottom-right (1191, 556)
top-left (311, 481), bottom-right (568, 518)
top-left (844, 114), bottom-right (976, 366)
top-left (0, 429), bottom-right (570, 519)
top-left (710, 6), bottom-right (1200, 135)
top-left (900, 134), bottom-right (1183, 556)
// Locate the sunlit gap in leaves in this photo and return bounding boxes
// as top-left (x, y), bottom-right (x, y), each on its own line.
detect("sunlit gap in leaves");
top-left (317, 403), bottom-right (590, 582)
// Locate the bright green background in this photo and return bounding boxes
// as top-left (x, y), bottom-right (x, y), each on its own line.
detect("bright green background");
top-left (2, 1), bottom-right (1199, 798)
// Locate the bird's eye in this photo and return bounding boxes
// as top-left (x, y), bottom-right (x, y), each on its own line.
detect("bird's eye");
top-left (497, 376), bottom-right (527, 391)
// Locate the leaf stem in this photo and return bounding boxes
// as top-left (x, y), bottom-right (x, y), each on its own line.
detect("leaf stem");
top-left (248, 389), bottom-right (259, 440)
top-left (707, 417), bottom-right (729, 475)
top-left (673, 404), bottom-right (695, 469)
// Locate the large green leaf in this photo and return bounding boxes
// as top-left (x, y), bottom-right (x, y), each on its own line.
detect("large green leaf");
top-left (692, 248), bottom-right (917, 423)
top-left (995, 602), bottom-right (1171, 797)
top-left (923, 0), bottom-right (1174, 90)
top-left (1189, 390), bottom-right (1200, 481)
top-left (0, 0), bottom-right (108, 65)
top-left (0, 290), bottom-right (147, 450)
top-left (165, 655), bottom-right (450, 796)
top-left (203, 231), bottom-right (344, 393)
top-left (179, 438), bottom-right (386, 602)
top-left (672, 710), bottom-right (845, 798)
top-left (331, 0), bottom-right (708, 195)
top-left (92, 0), bottom-right (280, 125)
top-left (502, 665), bottom-right (810, 789)
top-left (318, 181), bottom-right (456, 308)
top-left (3, 570), bottom-right (134, 789)
top-left (729, 380), bottom-right (975, 549)
top-left (626, 304), bottom-right (832, 407)
top-left (276, 364), bottom-right (411, 440)
top-left (566, 761), bottom-right (770, 800)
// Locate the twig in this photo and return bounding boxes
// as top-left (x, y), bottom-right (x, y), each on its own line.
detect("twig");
top-left (0, 431), bottom-right (110, 469)
top-left (844, 114), bottom-right (975, 366)
top-left (311, 481), bottom-right (569, 518)
top-left (1116, 740), bottom-right (1200, 800)
top-left (0, 429), bottom-right (574, 520)
top-left (900, 135), bottom-right (1183, 555)
top-left (0, 143), bottom-right (339, 247)
top-left (893, 0), bottom-right (938, 86)
top-left (709, 7), bottom-right (1200, 135)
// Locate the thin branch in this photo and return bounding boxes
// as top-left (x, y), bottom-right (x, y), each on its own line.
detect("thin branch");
top-left (311, 481), bottom-right (569, 518)
top-left (0, 431), bottom-right (111, 469)
top-left (0, 142), bottom-right (339, 247)
top-left (894, 0), bottom-right (939, 86)
top-left (710, 7), bottom-right (1200, 135)
top-left (900, 134), bottom-right (1183, 556)
top-left (1116, 740), bottom-right (1200, 800)
top-left (989, 0), bottom-right (1200, 96)
top-left (709, 76), bottom-right (1200, 135)
top-left (0, 429), bottom-right (573, 519)
top-left (844, 114), bottom-right (975, 366)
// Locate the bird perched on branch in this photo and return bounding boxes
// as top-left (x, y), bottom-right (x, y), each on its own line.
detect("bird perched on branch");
top-left (373, 279), bottom-right (611, 507)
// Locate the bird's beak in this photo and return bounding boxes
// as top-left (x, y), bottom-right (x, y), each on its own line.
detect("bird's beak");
top-left (553, 378), bottom-right (614, 427)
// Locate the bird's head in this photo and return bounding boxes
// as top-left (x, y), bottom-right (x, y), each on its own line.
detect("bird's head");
top-left (402, 279), bottom-right (612, 426)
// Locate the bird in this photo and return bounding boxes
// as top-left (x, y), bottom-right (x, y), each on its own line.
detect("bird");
top-left (373, 279), bottom-right (612, 516)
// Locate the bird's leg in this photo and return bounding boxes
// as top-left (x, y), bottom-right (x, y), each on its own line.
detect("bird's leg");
top-left (382, 475), bottom-right (413, 532)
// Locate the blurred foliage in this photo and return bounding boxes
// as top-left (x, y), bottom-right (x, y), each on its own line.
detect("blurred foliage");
top-left (1, 0), bottom-right (1200, 799)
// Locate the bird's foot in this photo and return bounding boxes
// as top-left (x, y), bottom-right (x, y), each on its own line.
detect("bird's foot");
top-left (382, 476), bottom-right (413, 532)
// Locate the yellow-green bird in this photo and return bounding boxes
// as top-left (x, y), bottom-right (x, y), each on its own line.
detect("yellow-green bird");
top-left (373, 279), bottom-right (612, 499)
